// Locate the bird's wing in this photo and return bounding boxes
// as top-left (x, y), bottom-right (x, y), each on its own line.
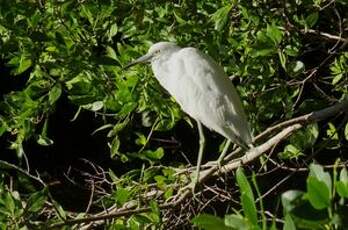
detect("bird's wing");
top-left (169, 47), bottom-right (252, 146)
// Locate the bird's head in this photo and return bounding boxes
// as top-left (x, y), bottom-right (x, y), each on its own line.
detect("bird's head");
top-left (124, 42), bottom-right (180, 68)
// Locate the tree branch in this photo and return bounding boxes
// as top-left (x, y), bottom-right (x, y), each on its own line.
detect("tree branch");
top-left (0, 160), bottom-right (46, 187)
top-left (300, 29), bottom-right (348, 43)
top-left (47, 99), bottom-right (348, 228)
top-left (254, 99), bottom-right (348, 141)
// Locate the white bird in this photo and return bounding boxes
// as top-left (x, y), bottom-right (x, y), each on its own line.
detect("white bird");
top-left (126, 42), bottom-right (253, 186)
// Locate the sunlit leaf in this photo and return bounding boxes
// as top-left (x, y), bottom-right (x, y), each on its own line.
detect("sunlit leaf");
top-left (211, 4), bottom-right (233, 31)
top-left (192, 214), bottom-right (230, 230)
top-left (326, 123), bottom-right (339, 140)
top-left (337, 168), bottom-right (348, 198)
top-left (224, 214), bottom-right (248, 230)
top-left (306, 164), bottom-right (332, 209)
top-left (81, 101), bottom-right (104, 111)
top-left (114, 187), bottom-right (131, 206)
top-left (279, 144), bottom-right (304, 160)
top-left (26, 189), bottom-right (47, 213)
top-left (283, 214), bottom-right (296, 230)
top-left (305, 12), bottom-right (319, 28)
top-left (49, 84), bottom-right (62, 105)
top-left (266, 24), bottom-right (283, 45)
top-left (37, 135), bottom-right (54, 146)
top-left (236, 167), bottom-right (258, 225)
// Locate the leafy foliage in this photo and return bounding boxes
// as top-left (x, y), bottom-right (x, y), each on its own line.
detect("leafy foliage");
top-left (0, 178), bottom-right (47, 230)
top-left (0, 0), bottom-right (347, 229)
top-left (194, 164), bottom-right (348, 229)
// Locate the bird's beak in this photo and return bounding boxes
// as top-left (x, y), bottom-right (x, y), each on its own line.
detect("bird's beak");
top-left (124, 53), bottom-right (153, 69)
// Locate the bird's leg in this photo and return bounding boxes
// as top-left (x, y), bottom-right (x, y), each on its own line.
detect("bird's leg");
top-left (216, 140), bottom-right (231, 170)
top-left (192, 121), bottom-right (205, 191)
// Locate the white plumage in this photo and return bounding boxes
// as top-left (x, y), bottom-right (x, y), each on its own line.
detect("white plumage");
top-left (126, 42), bottom-right (253, 185)
top-left (144, 42), bottom-right (252, 148)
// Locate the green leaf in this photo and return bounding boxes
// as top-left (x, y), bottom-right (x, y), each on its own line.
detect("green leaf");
top-left (305, 12), bottom-right (319, 28)
top-left (283, 124), bottom-right (319, 157)
top-left (279, 144), bottom-right (303, 160)
top-left (332, 73), bottom-right (343, 85)
top-left (344, 122), bottom-right (348, 141)
top-left (108, 23), bottom-right (118, 40)
top-left (163, 187), bottom-right (173, 200)
top-left (305, 164), bottom-right (332, 210)
top-left (283, 214), bottom-right (296, 230)
top-left (337, 168), bottom-right (348, 198)
top-left (236, 168), bottom-right (254, 201)
top-left (278, 50), bottom-right (287, 70)
top-left (108, 118), bottom-right (130, 137)
top-left (108, 169), bottom-right (119, 183)
top-left (37, 135), bottom-right (54, 146)
top-left (0, 123), bottom-right (7, 136)
top-left (149, 200), bottom-right (160, 223)
top-left (306, 176), bottom-right (330, 209)
top-left (135, 133), bottom-right (147, 146)
top-left (173, 11), bottom-right (186, 25)
top-left (26, 189), bottom-right (47, 213)
top-left (284, 45), bottom-right (300, 57)
top-left (132, 214), bottom-right (152, 225)
top-left (3, 192), bottom-right (16, 214)
top-left (81, 101), bottom-right (104, 111)
top-left (224, 214), bottom-right (248, 230)
top-left (80, 4), bottom-right (94, 25)
top-left (49, 84), bottom-right (62, 105)
top-left (8, 55), bottom-right (32, 75)
top-left (52, 200), bottom-right (66, 220)
top-left (266, 24), bottom-right (283, 45)
top-left (143, 147), bottom-right (164, 161)
top-left (287, 61), bottom-right (305, 77)
top-left (281, 190), bottom-right (304, 212)
top-left (192, 214), bottom-right (231, 230)
top-left (309, 164), bottom-right (332, 193)
top-left (306, 123), bottom-right (319, 145)
top-left (106, 46), bottom-right (118, 60)
top-left (115, 187), bottom-right (131, 206)
top-left (91, 124), bottom-right (114, 135)
top-left (281, 190), bottom-right (329, 227)
top-left (110, 136), bottom-right (121, 158)
top-left (326, 122), bottom-right (339, 140)
top-left (118, 102), bottom-right (137, 116)
top-left (211, 4), bottom-right (233, 31)
top-left (252, 48), bottom-right (275, 57)
top-left (236, 167), bottom-right (258, 225)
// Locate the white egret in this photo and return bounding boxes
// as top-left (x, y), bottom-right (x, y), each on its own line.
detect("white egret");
top-left (126, 42), bottom-right (253, 187)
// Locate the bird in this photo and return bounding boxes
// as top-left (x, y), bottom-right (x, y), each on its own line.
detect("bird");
top-left (125, 42), bottom-right (253, 187)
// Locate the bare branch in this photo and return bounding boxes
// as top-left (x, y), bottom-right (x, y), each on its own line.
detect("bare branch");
top-left (0, 160), bottom-right (46, 187)
top-left (300, 29), bottom-right (348, 43)
top-left (255, 99), bottom-right (348, 141)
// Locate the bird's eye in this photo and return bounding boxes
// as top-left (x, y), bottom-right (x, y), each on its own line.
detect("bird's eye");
top-left (155, 50), bottom-right (161, 54)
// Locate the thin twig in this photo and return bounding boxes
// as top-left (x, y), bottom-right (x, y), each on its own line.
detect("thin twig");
top-left (0, 160), bottom-right (46, 187)
top-left (300, 29), bottom-right (348, 43)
